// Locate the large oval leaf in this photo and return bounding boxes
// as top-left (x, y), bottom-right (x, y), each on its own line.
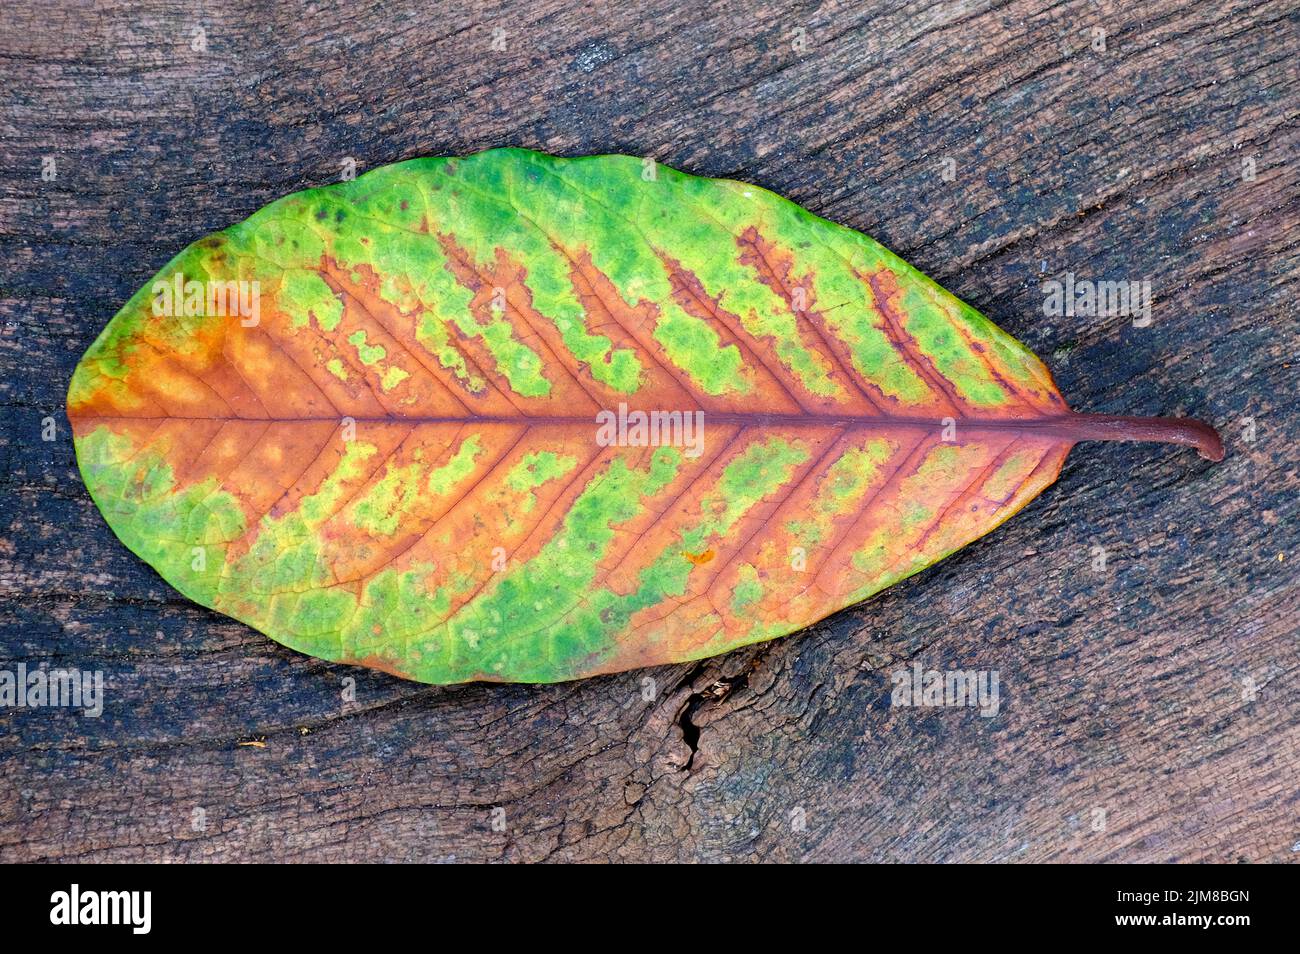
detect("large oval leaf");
top-left (67, 149), bottom-right (1222, 683)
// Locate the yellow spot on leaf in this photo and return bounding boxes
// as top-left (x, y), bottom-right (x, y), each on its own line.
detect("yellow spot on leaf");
top-left (380, 366), bottom-right (409, 391)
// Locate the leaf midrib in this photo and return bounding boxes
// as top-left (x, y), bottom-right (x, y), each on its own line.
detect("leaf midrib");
top-left (70, 411), bottom-right (1090, 442)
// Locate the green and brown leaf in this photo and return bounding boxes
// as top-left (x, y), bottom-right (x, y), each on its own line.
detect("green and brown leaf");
top-left (66, 148), bottom-right (1223, 683)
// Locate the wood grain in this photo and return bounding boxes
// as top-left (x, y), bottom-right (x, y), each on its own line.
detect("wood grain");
top-left (1, 0), bottom-right (1296, 862)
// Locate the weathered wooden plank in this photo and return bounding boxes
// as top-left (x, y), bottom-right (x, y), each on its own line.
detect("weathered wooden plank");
top-left (0, 0), bottom-right (1296, 862)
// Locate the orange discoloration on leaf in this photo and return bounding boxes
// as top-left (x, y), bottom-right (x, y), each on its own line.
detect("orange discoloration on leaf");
top-left (563, 245), bottom-right (705, 411)
top-left (658, 250), bottom-right (805, 414)
top-left (338, 653), bottom-right (411, 680)
top-left (436, 233), bottom-right (604, 413)
top-left (736, 225), bottom-right (882, 416)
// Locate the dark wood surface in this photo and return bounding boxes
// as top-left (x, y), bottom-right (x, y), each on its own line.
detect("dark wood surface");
top-left (1, 0), bottom-right (1296, 862)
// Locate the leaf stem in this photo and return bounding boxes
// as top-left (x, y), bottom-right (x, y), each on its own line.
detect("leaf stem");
top-left (1059, 413), bottom-right (1225, 461)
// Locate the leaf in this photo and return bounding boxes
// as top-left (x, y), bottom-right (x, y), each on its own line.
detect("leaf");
top-left (67, 148), bottom-right (1223, 684)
